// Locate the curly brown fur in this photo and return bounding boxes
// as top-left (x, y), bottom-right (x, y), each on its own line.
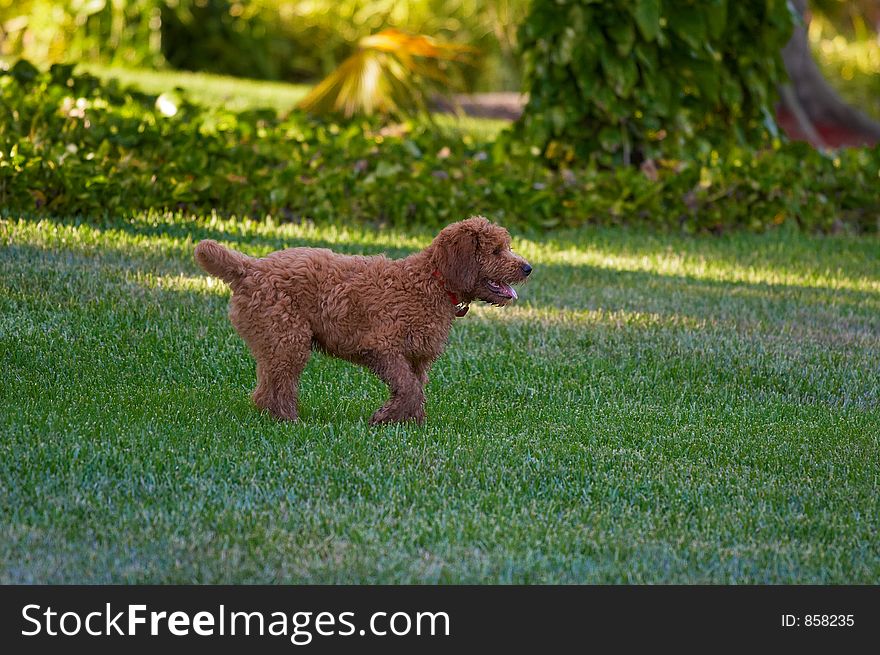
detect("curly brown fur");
top-left (194, 216), bottom-right (532, 425)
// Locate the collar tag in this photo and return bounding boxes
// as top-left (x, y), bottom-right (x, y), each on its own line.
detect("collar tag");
top-left (433, 270), bottom-right (469, 318)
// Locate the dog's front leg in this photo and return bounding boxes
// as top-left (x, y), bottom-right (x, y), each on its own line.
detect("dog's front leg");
top-left (411, 359), bottom-right (431, 388)
top-left (368, 354), bottom-right (426, 425)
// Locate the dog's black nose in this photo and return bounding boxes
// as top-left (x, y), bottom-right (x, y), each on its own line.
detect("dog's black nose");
top-left (521, 263), bottom-right (532, 276)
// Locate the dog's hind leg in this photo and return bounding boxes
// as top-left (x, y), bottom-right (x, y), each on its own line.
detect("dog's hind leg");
top-left (251, 325), bottom-right (311, 421)
top-left (368, 353), bottom-right (426, 425)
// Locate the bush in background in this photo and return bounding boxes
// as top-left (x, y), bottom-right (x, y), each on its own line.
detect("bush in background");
top-left (1, 61), bottom-right (877, 234)
top-left (509, 0), bottom-right (794, 165)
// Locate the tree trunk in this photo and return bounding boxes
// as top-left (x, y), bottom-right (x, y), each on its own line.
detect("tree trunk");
top-left (781, 0), bottom-right (880, 141)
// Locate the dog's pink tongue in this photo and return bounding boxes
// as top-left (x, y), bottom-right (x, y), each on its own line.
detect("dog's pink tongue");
top-left (501, 283), bottom-right (517, 300)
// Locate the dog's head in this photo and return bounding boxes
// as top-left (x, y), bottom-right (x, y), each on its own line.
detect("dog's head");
top-left (430, 216), bottom-right (532, 306)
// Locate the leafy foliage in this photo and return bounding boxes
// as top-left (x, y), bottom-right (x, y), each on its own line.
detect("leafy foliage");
top-left (509, 0), bottom-right (795, 165)
top-left (1, 61), bottom-right (878, 233)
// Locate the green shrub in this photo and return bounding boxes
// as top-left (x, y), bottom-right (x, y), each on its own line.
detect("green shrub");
top-left (509, 0), bottom-right (794, 165)
top-left (1, 61), bottom-right (877, 233)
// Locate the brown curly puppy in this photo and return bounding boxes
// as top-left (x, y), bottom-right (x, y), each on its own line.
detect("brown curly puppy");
top-left (194, 216), bottom-right (531, 425)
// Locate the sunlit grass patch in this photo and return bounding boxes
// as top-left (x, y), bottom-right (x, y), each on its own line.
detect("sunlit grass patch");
top-left (136, 272), bottom-right (225, 294)
top-left (521, 233), bottom-right (880, 295)
top-left (470, 303), bottom-right (710, 332)
top-left (82, 64), bottom-right (312, 115)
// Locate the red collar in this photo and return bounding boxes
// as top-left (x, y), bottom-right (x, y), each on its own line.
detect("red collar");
top-left (432, 270), bottom-right (469, 317)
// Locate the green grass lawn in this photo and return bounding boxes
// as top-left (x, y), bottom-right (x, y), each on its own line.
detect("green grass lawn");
top-left (1, 213), bottom-right (878, 583)
top-left (82, 64), bottom-right (511, 141)
top-left (82, 64), bottom-right (313, 115)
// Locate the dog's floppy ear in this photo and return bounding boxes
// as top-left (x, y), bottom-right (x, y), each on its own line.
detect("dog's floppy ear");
top-left (432, 219), bottom-right (480, 296)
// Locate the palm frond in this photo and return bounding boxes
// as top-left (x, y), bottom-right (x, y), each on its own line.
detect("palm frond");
top-left (297, 28), bottom-right (477, 119)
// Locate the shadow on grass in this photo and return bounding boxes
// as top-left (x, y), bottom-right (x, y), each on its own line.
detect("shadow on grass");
top-left (522, 262), bottom-right (880, 337)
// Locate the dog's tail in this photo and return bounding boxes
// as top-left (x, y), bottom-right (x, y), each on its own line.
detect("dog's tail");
top-left (194, 240), bottom-right (253, 287)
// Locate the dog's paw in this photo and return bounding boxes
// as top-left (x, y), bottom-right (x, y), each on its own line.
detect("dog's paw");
top-left (369, 406), bottom-right (393, 426)
top-left (369, 405), bottom-right (425, 426)
top-left (264, 407), bottom-right (298, 421)
top-left (253, 388), bottom-right (299, 421)
top-left (257, 399), bottom-right (299, 422)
